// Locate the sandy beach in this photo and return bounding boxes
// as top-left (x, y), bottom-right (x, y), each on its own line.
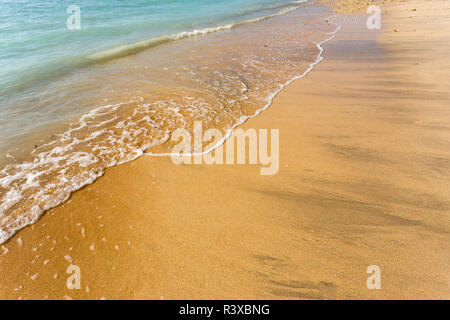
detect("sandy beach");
top-left (0, 0), bottom-right (449, 300)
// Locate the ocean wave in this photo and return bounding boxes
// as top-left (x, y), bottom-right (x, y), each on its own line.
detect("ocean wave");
top-left (85, 3), bottom-right (305, 63)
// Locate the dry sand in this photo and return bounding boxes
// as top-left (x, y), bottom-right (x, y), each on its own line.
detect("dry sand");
top-left (0, 0), bottom-right (449, 299)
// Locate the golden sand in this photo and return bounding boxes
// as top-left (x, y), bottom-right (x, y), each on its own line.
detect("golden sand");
top-left (321, 0), bottom-right (398, 14)
top-left (0, 0), bottom-right (449, 299)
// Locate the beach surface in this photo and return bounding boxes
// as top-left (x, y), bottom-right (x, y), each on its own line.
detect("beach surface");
top-left (1, 0), bottom-right (449, 299)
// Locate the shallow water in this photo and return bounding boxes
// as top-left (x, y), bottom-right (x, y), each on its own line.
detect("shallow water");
top-left (0, 0), bottom-right (304, 97)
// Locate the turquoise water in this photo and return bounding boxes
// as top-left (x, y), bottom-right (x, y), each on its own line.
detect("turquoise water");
top-left (0, 0), bottom-right (301, 97)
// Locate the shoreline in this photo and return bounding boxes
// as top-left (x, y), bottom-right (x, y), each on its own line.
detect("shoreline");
top-left (145, 22), bottom-right (342, 159)
top-left (1, 0), bottom-right (449, 299)
top-left (0, 2), bottom-right (336, 245)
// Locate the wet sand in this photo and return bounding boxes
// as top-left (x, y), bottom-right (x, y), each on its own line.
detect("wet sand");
top-left (1, 0), bottom-right (449, 299)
